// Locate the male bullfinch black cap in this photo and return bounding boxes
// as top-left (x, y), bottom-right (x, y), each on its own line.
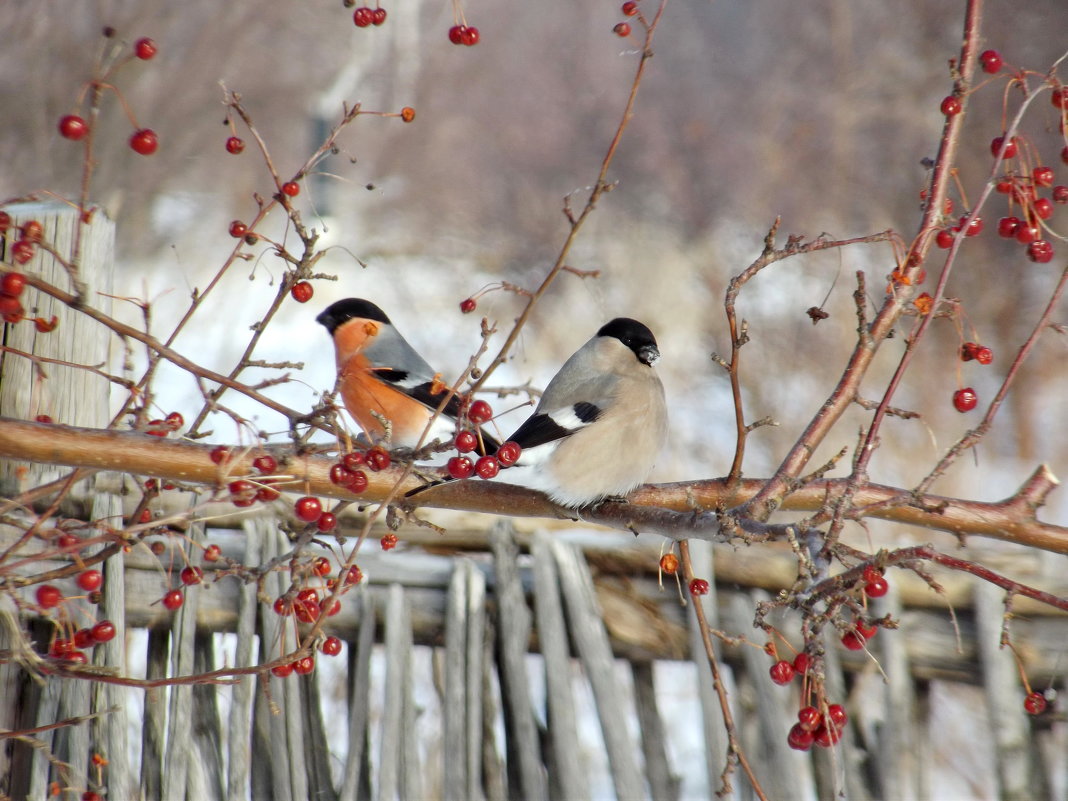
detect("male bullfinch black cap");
top-left (316, 298), bottom-right (392, 335)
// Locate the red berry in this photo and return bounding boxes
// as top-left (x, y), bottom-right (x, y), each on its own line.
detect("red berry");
top-left (372, 8), bottom-right (387, 25)
top-left (74, 628), bottom-right (96, 650)
top-left (229, 220), bottom-right (248, 238)
top-left (342, 451), bottom-right (366, 470)
top-left (841, 631), bottom-right (865, 650)
top-left (317, 512), bottom-right (337, 532)
top-left (229, 479), bottom-right (256, 506)
top-left (50, 638), bottom-right (74, 658)
top-left (20, 221), bottom-right (43, 243)
top-left (1015, 223), bottom-right (1041, 245)
top-left (1053, 186), bottom-right (1068, 204)
top-left (130, 128), bottom-right (159, 155)
top-left (59, 114), bottom-right (89, 141)
top-left (792, 652), bottom-right (810, 675)
top-left (225, 136), bottom-right (245, 154)
top-left (855, 622), bottom-right (878, 641)
top-left (146, 418), bottom-right (170, 437)
top-left (979, 49), bottom-right (1002, 73)
top-left (294, 655), bottom-right (316, 674)
top-left (271, 662), bottom-right (294, 678)
top-left (448, 25), bottom-right (465, 44)
top-left (864, 576), bottom-right (889, 598)
top-left (252, 454), bottom-right (277, 474)
top-left (77, 569), bottom-right (103, 592)
top-left (322, 636), bottom-right (343, 656)
top-left (787, 723), bottom-right (814, 751)
top-left (939, 96), bottom-right (961, 116)
top-left (400, 106), bottom-right (415, 122)
top-left (162, 589), bottom-right (184, 610)
top-left (1, 272), bottom-right (26, 297)
top-left (330, 462), bottom-right (358, 487)
top-left (273, 597), bottom-right (293, 616)
top-left (454, 430), bottom-right (478, 453)
top-left (36, 584), bottom-right (63, 608)
top-left (322, 598), bottom-right (341, 617)
top-left (313, 557), bottom-right (332, 576)
top-left (447, 456), bottom-right (474, 479)
top-left (67, 649), bottom-right (88, 664)
top-left (496, 441), bottom-right (522, 467)
top-left (1052, 87), bottom-right (1068, 111)
top-left (349, 470), bottom-right (369, 493)
top-left (613, 22), bottom-right (632, 37)
top-left (179, 566), bottom-right (203, 586)
top-left (622, 1), bottom-right (638, 15)
top-left (934, 229), bottom-right (954, 249)
top-left (353, 7), bottom-right (374, 27)
top-left (366, 447), bottom-right (391, 471)
top-left (975, 346), bottom-right (993, 365)
top-left (769, 660), bottom-right (795, 685)
top-left (475, 455), bottom-right (499, 479)
top-left (689, 578), bottom-right (710, 596)
top-left (294, 598), bottom-right (319, 623)
top-left (35, 414), bottom-right (53, 423)
top-left (343, 565), bottom-right (363, 585)
top-left (34, 314), bottom-right (58, 333)
top-left (814, 723), bottom-right (843, 748)
top-left (459, 298), bottom-right (477, 314)
top-left (1033, 166), bottom-right (1055, 188)
top-left (282, 181), bottom-right (300, 197)
top-left (953, 387), bottom-right (978, 413)
top-left (960, 342), bottom-right (978, 361)
top-left (210, 445), bottom-right (230, 464)
top-left (961, 214), bottom-right (983, 236)
top-left (990, 135), bottom-right (1017, 159)
top-left (134, 37), bottom-right (157, 59)
top-left (380, 533), bottom-right (398, 551)
top-left (827, 703), bottom-right (848, 728)
top-left (461, 26), bottom-right (480, 45)
top-left (291, 281), bottom-right (314, 303)
top-left (294, 496), bottom-right (322, 523)
top-left (204, 544), bottom-right (221, 562)
top-left (57, 533), bottom-right (79, 549)
top-left (255, 484), bottom-right (280, 503)
top-left (659, 553), bottom-right (679, 573)
top-left (468, 399), bottom-right (493, 424)
top-left (997, 216), bottom-right (1020, 238)
top-left (91, 620), bottom-right (117, 643)
top-left (83, 792), bottom-right (103, 801)
top-left (1034, 198), bottom-right (1053, 221)
top-left (797, 706), bottom-right (821, 731)
top-left (1024, 691), bottom-right (1048, 715)
top-left (12, 240), bottom-right (34, 265)
top-left (1028, 240), bottom-right (1054, 263)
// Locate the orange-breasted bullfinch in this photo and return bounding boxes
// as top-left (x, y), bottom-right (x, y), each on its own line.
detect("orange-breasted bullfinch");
top-left (493, 317), bottom-right (668, 507)
top-left (316, 298), bottom-right (498, 451)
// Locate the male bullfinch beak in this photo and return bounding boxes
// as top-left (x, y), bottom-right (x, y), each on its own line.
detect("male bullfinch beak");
top-left (637, 344), bottom-right (660, 366)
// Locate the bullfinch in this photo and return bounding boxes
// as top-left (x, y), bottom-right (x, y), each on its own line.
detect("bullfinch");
top-left (495, 317), bottom-right (668, 507)
top-left (316, 298), bottom-right (498, 451)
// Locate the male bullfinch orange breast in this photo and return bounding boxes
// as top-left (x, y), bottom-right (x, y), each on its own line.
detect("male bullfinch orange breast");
top-left (316, 298), bottom-right (496, 450)
top-left (495, 317), bottom-right (668, 507)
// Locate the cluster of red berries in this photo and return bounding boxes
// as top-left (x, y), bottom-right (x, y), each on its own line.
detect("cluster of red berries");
top-left (991, 159), bottom-right (1063, 264)
top-left (212, 448), bottom-right (283, 506)
top-left (447, 24), bottom-right (480, 46)
top-left (273, 585), bottom-right (342, 624)
top-left (787, 701), bottom-right (849, 751)
top-left (0, 217), bottom-right (59, 328)
top-left (950, 341), bottom-right (994, 414)
top-left (445, 400), bottom-right (522, 480)
top-left (58, 38), bottom-right (159, 155)
top-left (939, 49), bottom-right (1002, 117)
top-left (353, 6), bottom-right (387, 26)
top-left (613, 1), bottom-right (640, 37)
top-left (36, 581), bottom-right (118, 663)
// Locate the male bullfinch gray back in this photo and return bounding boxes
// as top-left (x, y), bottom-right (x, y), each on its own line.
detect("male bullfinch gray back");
top-left (316, 298), bottom-right (498, 451)
top-left (496, 317), bottom-right (668, 507)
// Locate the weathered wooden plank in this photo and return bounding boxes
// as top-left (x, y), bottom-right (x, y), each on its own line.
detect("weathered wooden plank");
top-left (490, 523), bottom-right (547, 801)
top-left (400, 603), bottom-right (423, 801)
top-left (227, 517), bottom-right (266, 800)
top-left (339, 590), bottom-right (375, 801)
top-left (443, 559), bottom-right (469, 800)
top-left (464, 561), bottom-right (487, 801)
top-left (378, 583), bottom-right (407, 801)
top-left (632, 661), bottom-right (681, 801)
top-left (975, 579), bottom-right (1036, 800)
top-left (302, 663), bottom-right (338, 801)
top-left (551, 539), bottom-right (646, 800)
top-left (530, 533), bottom-right (588, 801)
top-left (140, 629), bottom-right (169, 800)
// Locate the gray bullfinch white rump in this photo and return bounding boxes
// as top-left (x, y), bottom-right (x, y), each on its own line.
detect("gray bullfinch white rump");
top-left (495, 317), bottom-right (668, 507)
top-left (316, 298), bottom-right (498, 451)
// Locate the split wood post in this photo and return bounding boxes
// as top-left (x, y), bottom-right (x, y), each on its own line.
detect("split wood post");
top-left (0, 200), bottom-right (119, 798)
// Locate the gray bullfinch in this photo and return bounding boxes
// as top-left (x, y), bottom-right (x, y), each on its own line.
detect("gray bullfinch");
top-left (494, 317), bottom-right (668, 507)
